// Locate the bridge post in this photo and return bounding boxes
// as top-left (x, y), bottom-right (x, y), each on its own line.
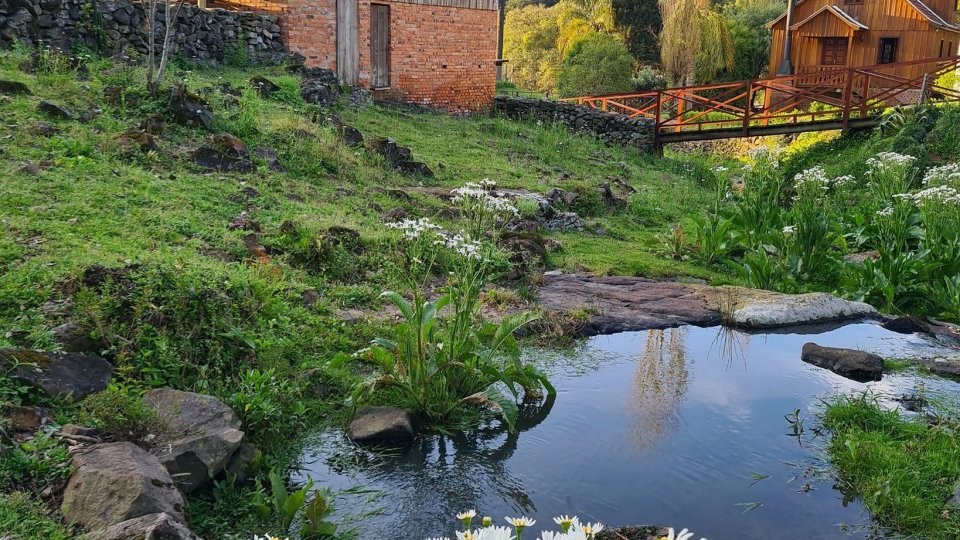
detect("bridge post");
top-left (841, 67), bottom-right (855, 129)
top-left (742, 82), bottom-right (753, 136)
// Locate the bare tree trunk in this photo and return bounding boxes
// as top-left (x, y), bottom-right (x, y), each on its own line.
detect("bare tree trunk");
top-left (145, 0), bottom-right (185, 95)
top-left (154, 0), bottom-right (185, 90)
top-left (146, 0), bottom-right (157, 93)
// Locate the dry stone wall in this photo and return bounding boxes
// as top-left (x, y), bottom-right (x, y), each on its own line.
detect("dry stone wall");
top-left (0, 0), bottom-right (284, 64)
top-left (495, 96), bottom-right (657, 153)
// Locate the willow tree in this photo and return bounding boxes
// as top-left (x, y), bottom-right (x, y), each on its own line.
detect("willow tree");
top-left (658, 0), bottom-right (733, 86)
top-left (556, 0), bottom-right (615, 56)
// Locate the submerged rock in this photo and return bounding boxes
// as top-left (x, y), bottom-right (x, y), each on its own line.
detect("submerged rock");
top-left (61, 442), bottom-right (186, 530)
top-left (348, 407), bottom-right (415, 446)
top-left (801, 343), bottom-right (883, 381)
top-left (84, 512), bottom-right (201, 540)
top-left (144, 389), bottom-right (245, 493)
top-left (0, 349), bottom-right (112, 401)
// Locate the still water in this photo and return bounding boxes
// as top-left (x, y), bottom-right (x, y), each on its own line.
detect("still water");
top-left (295, 323), bottom-right (960, 540)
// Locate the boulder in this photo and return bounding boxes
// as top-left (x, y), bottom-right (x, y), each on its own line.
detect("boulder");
top-left (348, 407), bottom-right (415, 446)
top-left (224, 442), bottom-right (261, 480)
top-left (0, 349), bottom-right (112, 401)
top-left (169, 86), bottom-right (213, 130)
top-left (330, 115), bottom-right (364, 146)
top-left (51, 322), bottom-right (101, 352)
top-left (139, 114), bottom-right (165, 136)
top-left (801, 343), bottom-right (883, 382)
top-left (368, 137), bottom-right (433, 177)
top-left (545, 187), bottom-right (578, 207)
top-left (300, 78), bottom-right (338, 106)
top-left (61, 442), bottom-right (186, 530)
top-left (249, 75), bottom-right (280, 98)
top-left (84, 512), bottom-right (201, 540)
top-left (116, 130), bottom-right (159, 154)
top-left (0, 80), bottom-right (31, 95)
top-left (38, 100), bottom-right (73, 120)
top-left (922, 358), bottom-right (960, 378)
top-left (192, 133), bottom-right (254, 173)
top-left (3, 404), bottom-right (51, 431)
top-left (143, 389), bottom-right (245, 493)
top-left (254, 146), bottom-right (286, 172)
top-left (731, 293), bottom-right (876, 329)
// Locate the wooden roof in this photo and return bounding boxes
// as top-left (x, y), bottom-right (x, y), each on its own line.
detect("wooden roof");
top-left (791, 5), bottom-right (868, 31)
top-left (766, 0), bottom-right (960, 32)
top-left (905, 0), bottom-right (960, 31)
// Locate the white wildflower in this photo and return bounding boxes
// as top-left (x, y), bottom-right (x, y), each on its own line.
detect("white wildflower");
top-left (782, 225), bottom-right (796, 234)
top-left (877, 206), bottom-right (895, 217)
top-left (866, 152), bottom-right (916, 173)
top-left (922, 162), bottom-right (960, 186)
top-left (386, 218), bottom-right (442, 239)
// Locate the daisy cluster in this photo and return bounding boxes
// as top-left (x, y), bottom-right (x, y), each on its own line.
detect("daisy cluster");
top-left (435, 232), bottom-right (485, 261)
top-left (426, 512), bottom-right (705, 540)
top-left (865, 151), bottom-right (917, 173)
top-left (386, 217), bottom-right (442, 239)
top-left (922, 162), bottom-right (960, 187)
top-left (451, 180), bottom-right (520, 218)
top-left (386, 217), bottom-right (488, 262)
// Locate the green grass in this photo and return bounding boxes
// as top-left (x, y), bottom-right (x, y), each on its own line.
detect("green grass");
top-left (0, 492), bottom-right (73, 540)
top-left (822, 393), bottom-right (960, 539)
top-left (883, 358), bottom-right (916, 373)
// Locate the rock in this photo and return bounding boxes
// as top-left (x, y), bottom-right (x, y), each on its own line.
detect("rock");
top-left (346, 88), bottom-right (373, 108)
top-left (224, 442), bottom-right (260, 480)
top-left (139, 114), bottom-right (165, 136)
top-left (249, 75), bottom-right (280, 98)
top-left (85, 512), bottom-right (201, 540)
top-left (301, 289), bottom-right (321, 309)
top-left (116, 130), bottom-right (159, 154)
top-left (300, 67), bottom-right (338, 85)
top-left (169, 86), bottom-right (213, 130)
top-left (0, 80), bottom-right (31, 95)
top-left (3, 404), bottom-right (51, 431)
top-left (61, 442), bottom-right (186, 530)
top-left (243, 233), bottom-right (269, 260)
top-left (228, 211), bottom-right (260, 232)
top-left (368, 137), bottom-right (433, 177)
top-left (599, 181), bottom-right (628, 207)
top-left (731, 292), bottom-right (876, 329)
top-left (32, 121), bottom-right (60, 137)
top-left (545, 188), bottom-right (578, 207)
top-left (41, 299), bottom-right (73, 318)
top-left (348, 407), bottom-right (415, 446)
top-left (501, 232), bottom-right (547, 279)
top-left (801, 343), bottom-right (883, 382)
top-left (330, 114), bottom-right (364, 146)
top-left (192, 133), bottom-right (254, 173)
top-left (300, 78), bottom-right (338, 106)
top-left (844, 250), bottom-right (880, 264)
top-left (922, 358), bottom-right (960, 378)
top-left (52, 322), bottom-right (100, 353)
top-left (883, 316), bottom-right (960, 344)
top-left (380, 207), bottom-right (409, 222)
top-left (38, 100), bottom-right (73, 120)
top-left (0, 349), bottom-right (112, 401)
top-left (143, 389), bottom-right (245, 493)
top-left (596, 526), bottom-right (669, 540)
top-left (61, 424), bottom-right (99, 438)
top-left (254, 146), bottom-right (286, 172)
top-left (103, 85), bottom-right (140, 108)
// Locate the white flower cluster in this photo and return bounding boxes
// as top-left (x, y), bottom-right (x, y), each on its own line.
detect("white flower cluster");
top-left (866, 152), bottom-right (916, 173)
top-left (252, 535), bottom-right (287, 540)
top-left (387, 218), bottom-right (442, 239)
top-left (897, 185), bottom-right (960, 206)
top-left (435, 232), bottom-right (485, 261)
top-left (922, 162), bottom-right (960, 186)
top-left (793, 166), bottom-right (831, 191)
top-left (451, 180), bottom-right (520, 217)
top-left (429, 512), bottom-right (704, 540)
top-left (877, 206), bottom-right (895, 217)
top-left (782, 225), bottom-right (797, 234)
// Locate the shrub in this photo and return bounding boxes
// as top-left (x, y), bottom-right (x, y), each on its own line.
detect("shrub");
top-left (0, 428), bottom-right (71, 490)
top-left (555, 33), bottom-right (635, 98)
top-left (79, 383), bottom-right (167, 442)
top-left (633, 66), bottom-right (667, 91)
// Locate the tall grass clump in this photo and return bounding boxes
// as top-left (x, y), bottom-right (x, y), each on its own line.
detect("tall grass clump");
top-left (349, 180), bottom-right (555, 430)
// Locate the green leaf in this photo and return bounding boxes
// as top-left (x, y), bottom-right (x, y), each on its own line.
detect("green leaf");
top-left (381, 291), bottom-right (414, 321)
top-left (463, 387), bottom-right (519, 432)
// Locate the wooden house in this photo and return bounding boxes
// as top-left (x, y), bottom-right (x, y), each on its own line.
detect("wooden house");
top-left (766, 0), bottom-right (960, 85)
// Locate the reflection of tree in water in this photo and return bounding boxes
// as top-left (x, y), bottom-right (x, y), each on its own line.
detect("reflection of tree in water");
top-left (628, 327), bottom-right (690, 451)
top-left (321, 395), bottom-right (555, 540)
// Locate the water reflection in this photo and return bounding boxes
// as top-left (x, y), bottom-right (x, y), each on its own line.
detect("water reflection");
top-left (628, 328), bottom-right (689, 450)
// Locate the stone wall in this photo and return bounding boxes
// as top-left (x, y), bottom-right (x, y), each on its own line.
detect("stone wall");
top-left (0, 0), bottom-right (284, 64)
top-left (495, 96), bottom-right (657, 152)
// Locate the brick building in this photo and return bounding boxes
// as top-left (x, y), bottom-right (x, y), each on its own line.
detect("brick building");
top-left (211, 0), bottom-right (500, 111)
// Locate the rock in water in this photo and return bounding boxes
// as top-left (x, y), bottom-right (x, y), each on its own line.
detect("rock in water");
top-left (0, 80), bottom-right (31, 95)
top-left (0, 349), bottom-right (112, 401)
top-left (348, 407), bottom-right (415, 446)
top-left (61, 442), bottom-right (186, 530)
top-left (143, 389), bottom-right (245, 493)
top-left (84, 512), bottom-right (201, 540)
top-left (732, 292), bottom-right (876, 328)
top-left (801, 343), bottom-right (883, 382)
top-left (192, 133), bottom-right (254, 173)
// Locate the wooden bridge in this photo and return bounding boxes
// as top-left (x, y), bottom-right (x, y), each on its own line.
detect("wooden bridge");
top-left (564, 56), bottom-right (960, 146)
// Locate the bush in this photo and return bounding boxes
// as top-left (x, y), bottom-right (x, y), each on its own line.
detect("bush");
top-left (633, 66), bottom-right (667, 92)
top-left (555, 33), bottom-right (635, 98)
top-left (79, 384), bottom-right (167, 442)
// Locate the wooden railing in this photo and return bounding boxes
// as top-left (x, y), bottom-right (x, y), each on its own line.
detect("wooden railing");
top-left (564, 56), bottom-right (960, 144)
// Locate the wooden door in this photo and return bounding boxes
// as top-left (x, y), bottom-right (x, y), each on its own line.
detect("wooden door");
top-left (370, 4), bottom-right (390, 88)
top-left (336, 0), bottom-right (359, 85)
top-left (820, 37), bottom-right (848, 66)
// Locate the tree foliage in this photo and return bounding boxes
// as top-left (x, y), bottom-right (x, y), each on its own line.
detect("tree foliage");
top-left (658, 0), bottom-right (734, 85)
top-left (556, 32), bottom-right (635, 97)
top-left (717, 0), bottom-right (785, 80)
top-left (612, 0), bottom-right (662, 65)
top-left (503, 4), bottom-right (564, 93)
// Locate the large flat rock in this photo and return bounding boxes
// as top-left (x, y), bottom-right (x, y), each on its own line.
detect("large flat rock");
top-left (536, 274), bottom-right (878, 337)
top-left (0, 349), bottom-right (112, 401)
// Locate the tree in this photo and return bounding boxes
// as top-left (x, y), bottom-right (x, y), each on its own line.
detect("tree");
top-left (145, 0), bottom-right (187, 94)
top-left (556, 0), bottom-right (615, 55)
top-left (556, 32), bottom-right (635, 97)
top-left (503, 4), bottom-right (564, 92)
top-left (658, 0), bottom-right (734, 85)
top-left (612, 0), bottom-right (662, 66)
top-left (719, 0), bottom-right (785, 80)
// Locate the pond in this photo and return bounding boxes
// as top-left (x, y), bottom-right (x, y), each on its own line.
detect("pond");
top-left (294, 322), bottom-right (960, 540)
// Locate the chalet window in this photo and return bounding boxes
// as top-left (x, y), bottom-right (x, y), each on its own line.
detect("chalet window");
top-left (844, 0), bottom-right (863, 4)
top-left (370, 3), bottom-right (390, 89)
top-left (821, 38), bottom-right (849, 66)
top-left (941, 39), bottom-right (946, 58)
top-left (878, 38), bottom-right (898, 64)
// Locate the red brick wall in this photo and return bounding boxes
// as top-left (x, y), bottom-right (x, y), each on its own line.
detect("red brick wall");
top-left (271, 0), bottom-right (498, 111)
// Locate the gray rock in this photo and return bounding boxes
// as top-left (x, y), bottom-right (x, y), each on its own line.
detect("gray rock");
top-left (52, 322), bottom-right (100, 353)
top-left (0, 349), bottom-right (112, 401)
top-left (224, 442), bottom-right (260, 480)
top-left (300, 78), bottom-right (338, 106)
top-left (169, 86), bottom-right (212, 130)
top-left (192, 133), bottom-right (254, 173)
top-left (732, 293), bottom-right (876, 328)
top-left (249, 75), bottom-right (280, 98)
top-left (348, 407), bottom-right (415, 446)
top-left (61, 424), bottom-right (99, 438)
top-left (84, 512), bottom-right (200, 540)
top-left (144, 388), bottom-right (244, 493)
top-left (0, 79), bottom-right (31, 95)
top-left (61, 442), bottom-right (186, 530)
top-left (38, 100), bottom-right (73, 120)
top-left (801, 343), bottom-right (883, 382)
